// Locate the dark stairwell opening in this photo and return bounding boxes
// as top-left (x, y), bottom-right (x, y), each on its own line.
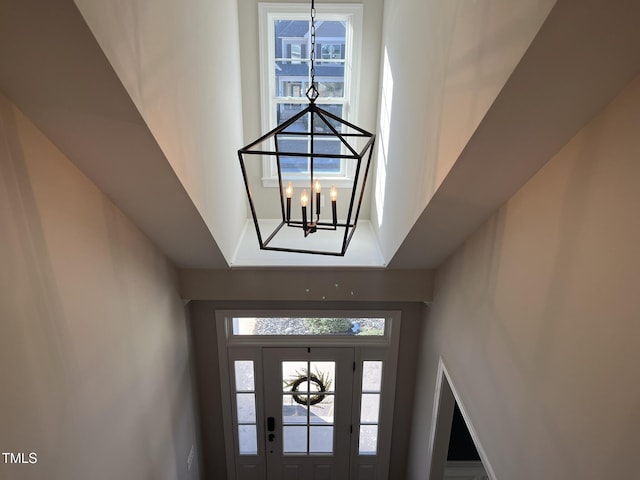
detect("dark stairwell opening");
top-left (447, 403), bottom-right (480, 461)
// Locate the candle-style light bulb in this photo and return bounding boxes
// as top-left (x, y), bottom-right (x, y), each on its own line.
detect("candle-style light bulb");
top-left (314, 180), bottom-right (321, 193)
top-left (285, 182), bottom-right (293, 222)
top-left (300, 189), bottom-right (308, 207)
top-left (330, 185), bottom-right (337, 201)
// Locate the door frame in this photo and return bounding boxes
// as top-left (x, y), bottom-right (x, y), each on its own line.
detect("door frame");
top-left (427, 358), bottom-right (496, 480)
top-left (262, 346), bottom-right (355, 479)
top-left (216, 310), bottom-right (402, 480)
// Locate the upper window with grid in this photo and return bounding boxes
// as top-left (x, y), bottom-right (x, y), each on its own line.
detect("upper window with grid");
top-left (258, 3), bottom-right (363, 187)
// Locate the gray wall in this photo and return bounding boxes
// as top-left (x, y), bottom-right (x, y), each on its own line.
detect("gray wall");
top-left (407, 75), bottom-right (640, 479)
top-left (0, 93), bottom-right (200, 480)
top-left (189, 300), bottom-right (425, 480)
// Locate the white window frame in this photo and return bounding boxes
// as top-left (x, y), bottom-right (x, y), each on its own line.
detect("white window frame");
top-left (226, 311), bottom-right (394, 346)
top-left (258, 3), bottom-right (364, 188)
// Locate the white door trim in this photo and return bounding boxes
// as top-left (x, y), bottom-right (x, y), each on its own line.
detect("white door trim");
top-left (427, 357), bottom-right (496, 480)
top-left (216, 310), bottom-right (401, 480)
top-left (263, 347), bottom-right (354, 479)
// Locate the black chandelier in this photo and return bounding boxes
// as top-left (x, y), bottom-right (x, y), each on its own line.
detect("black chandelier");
top-left (238, 0), bottom-right (375, 256)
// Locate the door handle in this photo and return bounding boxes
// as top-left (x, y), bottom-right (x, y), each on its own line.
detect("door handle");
top-left (268, 433), bottom-right (275, 442)
top-left (267, 416), bottom-right (275, 432)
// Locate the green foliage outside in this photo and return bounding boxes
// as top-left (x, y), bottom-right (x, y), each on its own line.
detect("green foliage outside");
top-left (303, 317), bottom-right (353, 335)
top-left (360, 327), bottom-right (384, 336)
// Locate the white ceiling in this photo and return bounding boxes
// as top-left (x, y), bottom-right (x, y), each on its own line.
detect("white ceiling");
top-left (1, 0), bottom-right (639, 270)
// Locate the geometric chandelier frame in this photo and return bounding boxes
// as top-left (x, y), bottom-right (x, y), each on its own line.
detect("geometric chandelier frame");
top-left (238, 102), bottom-right (375, 256)
top-left (238, 0), bottom-right (375, 256)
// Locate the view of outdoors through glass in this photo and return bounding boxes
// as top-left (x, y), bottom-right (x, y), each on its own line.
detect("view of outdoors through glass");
top-left (273, 18), bottom-right (347, 175)
top-left (282, 361), bottom-right (336, 454)
top-left (359, 361), bottom-right (383, 455)
top-left (234, 360), bottom-right (258, 455)
top-left (232, 317), bottom-right (386, 336)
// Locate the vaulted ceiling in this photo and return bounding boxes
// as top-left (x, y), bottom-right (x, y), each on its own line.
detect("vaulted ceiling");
top-left (1, 0), bottom-right (639, 269)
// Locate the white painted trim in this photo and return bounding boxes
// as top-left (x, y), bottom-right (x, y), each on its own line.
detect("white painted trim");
top-left (216, 311), bottom-right (237, 480)
top-left (428, 357), bottom-right (498, 480)
top-left (445, 461), bottom-right (488, 479)
top-left (348, 313), bottom-right (401, 479)
top-left (219, 309), bottom-right (397, 347)
top-left (263, 346), bottom-right (354, 477)
top-left (216, 309), bottom-right (402, 480)
top-left (426, 359), bottom-right (455, 480)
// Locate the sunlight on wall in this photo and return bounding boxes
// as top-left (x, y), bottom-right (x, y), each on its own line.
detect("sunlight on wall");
top-left (375, 47), bottom-right (393, 229)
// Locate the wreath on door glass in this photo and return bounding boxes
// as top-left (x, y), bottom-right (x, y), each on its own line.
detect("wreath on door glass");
top-left (285, 369), bottom-right (332, 406)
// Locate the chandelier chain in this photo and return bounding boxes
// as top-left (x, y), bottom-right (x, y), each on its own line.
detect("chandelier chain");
top-left (306, 0), bottom-right (317, 102)
top-left (310, 0), bottom-right (316, 85)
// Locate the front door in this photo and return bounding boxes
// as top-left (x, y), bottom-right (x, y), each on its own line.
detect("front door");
top-left (262, 347), bottom-right (354, 480)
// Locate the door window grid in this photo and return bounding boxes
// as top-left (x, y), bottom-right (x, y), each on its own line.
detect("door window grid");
top-left (359, 360), bottom-right (383, 455)
top-left (282, 360), bottom-right (336, 455)
top-left (234, 360), bottom-right (258, 455)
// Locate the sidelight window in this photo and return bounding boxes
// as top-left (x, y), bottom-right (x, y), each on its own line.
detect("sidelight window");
top-left (358, 360), bottom-right (383, 455)
top-left (234, 360), bottom-right (258, 455)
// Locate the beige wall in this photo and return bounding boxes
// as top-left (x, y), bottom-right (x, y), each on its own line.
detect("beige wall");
top-left (74, 0), bottom-right (247, 263)
top-left (179, 268), bottom-right (434, 302)
top-left (0, 94), bottom-right (200, 480)
top-left (407, 75), bottom-right (640, 479)
top-left (373, 0), bottom-right (555, 262)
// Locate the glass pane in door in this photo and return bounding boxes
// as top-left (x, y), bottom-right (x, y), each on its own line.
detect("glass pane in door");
top-left (360, 394), bottom-right (380, 423)
top-left (362, 361), bottom-right (383, 391)
top-left (280, 360), bottom-right (336, 455)
top-left (234, 360), bottom-right (255, 391)
top-left (237, 393), bottom-right (257, 423)
top-left (283, 426), bottom-right (307, 453)
top-left (359, 425), bottom-right (378, 455)
top-left (282, 394), bottom-right (308, 424)
top-left (283, 361), bottom-right (309, 391)
top-left (310, 361), bottom-right (335, 392)
top-left (309, 426), bottom-right (334, 453)
top-left (310, 394), bottom-right (334, 424)
top-left (239, 425), bottom-right (258, 455)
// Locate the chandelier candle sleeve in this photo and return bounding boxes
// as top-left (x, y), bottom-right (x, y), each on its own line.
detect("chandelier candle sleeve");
top-left (286, 181), bottom-right (293, 223)
top-left (330, 185), bottom-right (337, 226)
top-left (315, 180), bottom-right (321, 217)
top-left (301, 189), bottom-right (308, 232)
